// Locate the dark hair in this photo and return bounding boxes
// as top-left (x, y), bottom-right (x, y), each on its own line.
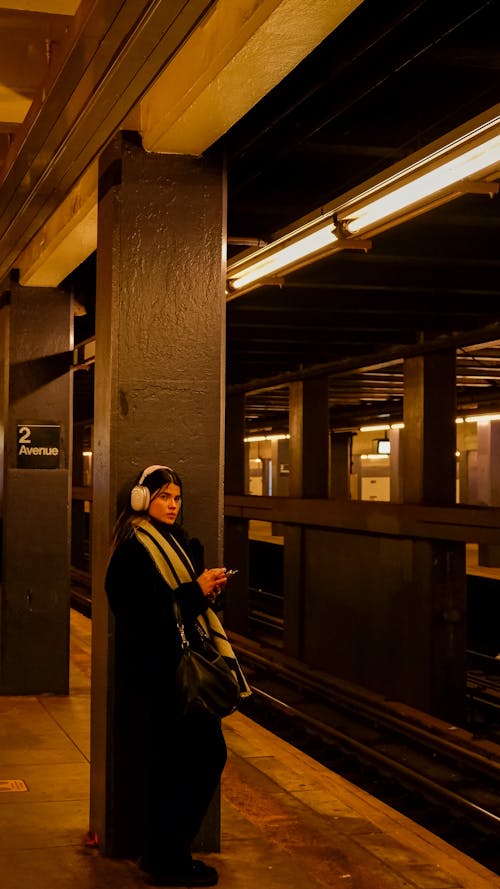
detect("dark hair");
top-left (112, 464), bottom-right (184, 550)
top-left (138, 466), bottom-right (183, 501)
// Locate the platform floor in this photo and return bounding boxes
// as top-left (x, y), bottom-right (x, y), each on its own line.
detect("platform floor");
top-left (0, 611), bottom-right (499, 889)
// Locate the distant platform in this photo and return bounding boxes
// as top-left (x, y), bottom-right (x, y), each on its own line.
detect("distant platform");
top-left (467, 543), bottom-right (500, 581)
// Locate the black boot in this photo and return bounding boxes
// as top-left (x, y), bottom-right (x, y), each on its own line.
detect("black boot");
top-left (144, 857), bottom-right (218, 887)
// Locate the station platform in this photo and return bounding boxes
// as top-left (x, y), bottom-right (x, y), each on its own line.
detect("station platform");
top-left (1, 610), bottom-right (499, 889)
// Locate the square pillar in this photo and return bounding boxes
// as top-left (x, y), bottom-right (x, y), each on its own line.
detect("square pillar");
top-left (90, 132), bottom-right (226, 855)
top-left (289, 376), bottom-right (329, 498)
top-left (402, 350), bottom-right (456, 505)
top-left (224, 392), bottom-right (249, 633)
top-left (0, 275), bottom-right (72, 694)
top-left (389, 426), bottom-right (402, 503)
top-left (400, 348), bottom-right (465, 721)
top-left (476, 420), bottom-right (500, 566)
top-left (330, 431), bottom-right (351, 499)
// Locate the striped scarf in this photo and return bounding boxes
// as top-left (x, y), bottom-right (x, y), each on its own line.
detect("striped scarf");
top-left (134, 519), bottom-right (251, 698)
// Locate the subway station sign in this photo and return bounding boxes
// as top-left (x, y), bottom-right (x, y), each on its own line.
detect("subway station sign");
top-left (16, 424), bottom-right (61, 469)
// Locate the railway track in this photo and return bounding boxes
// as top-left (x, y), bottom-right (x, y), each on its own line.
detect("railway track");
top-left (231, 632), bottom-right (500, 873)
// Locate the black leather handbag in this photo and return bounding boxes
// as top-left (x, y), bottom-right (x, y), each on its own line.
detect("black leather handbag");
top-left (174, 601), bottom-right (241, 719)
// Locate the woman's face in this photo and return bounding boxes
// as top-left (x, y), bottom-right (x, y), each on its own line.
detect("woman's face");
top-left (148, 482), bottom-right (182, 525)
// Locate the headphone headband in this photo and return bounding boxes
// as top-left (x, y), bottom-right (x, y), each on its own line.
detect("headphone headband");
top-left (137, 465), bottom-right (173, 486)
top-left (130, 465), bottom-right (175, 512)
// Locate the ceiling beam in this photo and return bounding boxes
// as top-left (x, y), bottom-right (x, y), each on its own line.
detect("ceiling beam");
top-left (0, 7), bottom-right (73, 140)
top-left (0, 2), bottom-right (79, 11)
top-left (140, 0), bottom-right (364, 154)
top-left (228, 321), bottom-right (500, 395)
top-left (2, 0), bottom-right (362, 286)
top-left (17, 162), bottom-right (97, 286)
top-left (0, 0), bottom-right (218, 284)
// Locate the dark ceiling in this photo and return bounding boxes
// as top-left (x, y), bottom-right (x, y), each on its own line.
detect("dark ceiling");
top-left (215, 0), bottom-right (500, 432)
top-left (73, 0), bottom-right (500, 432)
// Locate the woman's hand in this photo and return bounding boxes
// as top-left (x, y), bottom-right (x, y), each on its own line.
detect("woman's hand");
top-left (196, 568), bottom-right (228, 602)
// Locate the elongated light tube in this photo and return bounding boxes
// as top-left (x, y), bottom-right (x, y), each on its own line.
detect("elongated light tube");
top-left (465, 413), bottom-right (500, 423)
top-left (244, 433), bottom-right (291, 442)
top-left (229, 224), bottom-right (337, 292)
top-left (227, 110), bottom-right (500, 294)
top-left (346, 133), bottom-right (500, 235)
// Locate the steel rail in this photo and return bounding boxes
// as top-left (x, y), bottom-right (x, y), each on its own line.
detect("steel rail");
top-left (234, 637), bottom-right (500, 778)
top-left (250, 684), bottom-right (500, 834)
top-left (233, 634), bottom-right (500, 839)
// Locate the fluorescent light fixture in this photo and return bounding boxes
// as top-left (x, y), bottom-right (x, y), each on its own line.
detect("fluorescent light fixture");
top-left (229, 222), bottom-right (337, 293)
top-left (359, 424), bottom-right (390, 432)
top-left (464, 413), bottom-right (500, 423)
top-left (244, 433), bottom-right (291, 442)
top-left (227, 107), bottom-right (500, 294)
top-left (360, 453), bottom-right (389, 460)
top-left (246, 412), bottom-right (500, 443)
top-left (345, 132), bottom-right (500, 235)
top-left (359, 423), bottom-right (405, 432)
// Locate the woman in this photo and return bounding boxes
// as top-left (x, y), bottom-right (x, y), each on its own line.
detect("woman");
top-left (105, 464), bottom-right (230, 887)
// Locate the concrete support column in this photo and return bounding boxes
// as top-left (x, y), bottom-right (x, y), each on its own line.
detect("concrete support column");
top-left (224, 392), bottom-right (249, 633)
top-left (283, 524), bottom-right (304, 658)
top-left (90, 133), bottom-right (226, 854)
top-left (286, 376), bottom-right (328, 658)
top-left (271, 438), bottom-right (290, 497)
top-left (0, 274), bottom-right (72, 693)
top-left (400, 348), bottom-right (465, 721)
top-left (402, 350), bottom-right (456, 505)
top-left (389, 426), bottom-right (402, 503)
top-left (225, 393), bottom-right (245, 496)
top-left (476, 420), bottom-right (500, 566)
top-left (330, 431), bottom-right (351, 499)
top-left (289, 376), bottom-right (329, 498)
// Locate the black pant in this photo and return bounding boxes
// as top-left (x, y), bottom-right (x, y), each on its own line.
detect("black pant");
top-left (142, 707), bottom-right (227, 869)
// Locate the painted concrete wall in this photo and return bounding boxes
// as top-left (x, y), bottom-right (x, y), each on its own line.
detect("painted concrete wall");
top-left (299, 527), bottom-right (466, 720)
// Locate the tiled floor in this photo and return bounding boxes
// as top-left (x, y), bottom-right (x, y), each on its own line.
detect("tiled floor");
top-left (0, 610), bottom-right (499, 888)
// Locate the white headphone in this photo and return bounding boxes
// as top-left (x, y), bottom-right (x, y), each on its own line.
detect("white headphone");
top-left (130, 465), bottom-right (173, 512)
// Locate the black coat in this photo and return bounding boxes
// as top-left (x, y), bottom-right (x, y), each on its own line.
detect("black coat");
top-left (104, 523), bottom-right (226, 862)
top-left (106, 525), bottom-right (209, 708)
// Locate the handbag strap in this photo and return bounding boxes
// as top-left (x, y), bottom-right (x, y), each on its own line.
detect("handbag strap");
top-left (172, 597), bottom-right (251, 700)
top-left (172, 597), bottom-right (190, 651)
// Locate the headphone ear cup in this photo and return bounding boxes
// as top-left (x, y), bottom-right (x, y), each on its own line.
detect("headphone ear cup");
top-left (130, 485), bottom-right (150, 512)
